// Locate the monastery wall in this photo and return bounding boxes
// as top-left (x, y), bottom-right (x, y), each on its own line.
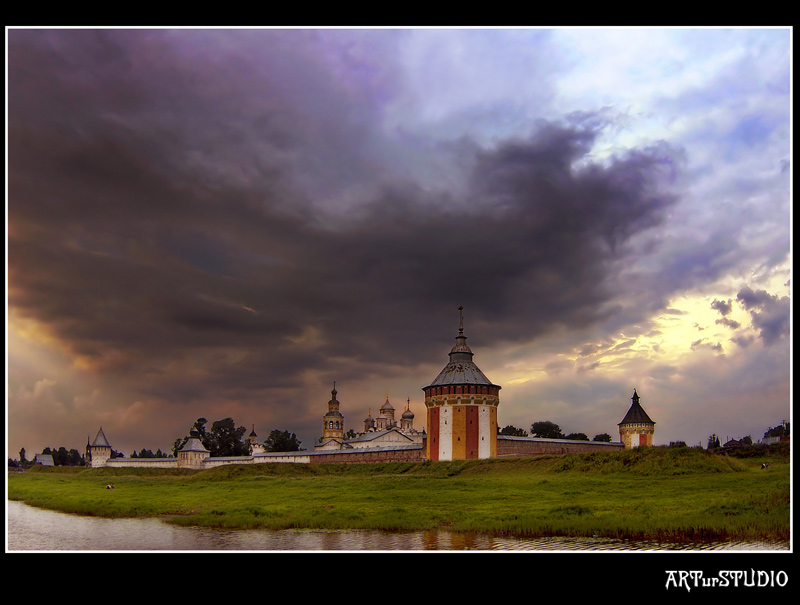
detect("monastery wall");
top-left (497, 436), bottom-right (623, 457)
top-left (93, 438), bottom-right (621, 470)
top-left (309, 445), bottom-right (425, 464)
top-left (103, 457), bottom-right (180, 469)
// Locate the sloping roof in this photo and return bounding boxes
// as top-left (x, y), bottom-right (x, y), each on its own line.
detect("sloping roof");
top-left (347, 428), bottom-right (415, 444)
top-left (618, 390), bottom-right (655, 425)
top-left (317, 437), bottom-right (350, 446)
top-left (91, 427), bottom-right (111, 448)
top-left (34, 454), bottom-right (55, 466)
top-left (426, 358), bottom-right (496, 387)
top-left (424, 334), bottom-right (499, 388)
top-left (179, 436), bottom-right (210, 453)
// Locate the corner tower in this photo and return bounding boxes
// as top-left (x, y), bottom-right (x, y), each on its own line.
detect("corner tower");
top-left (86, 427), bottom-right (112, 468)
top-left (618, 389), bottom-right (655, 449)
top-left (423, 307), bottom-right (500, 460)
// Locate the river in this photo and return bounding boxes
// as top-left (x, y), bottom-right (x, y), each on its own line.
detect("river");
top-left (6, 500), bottom-right (789, 552)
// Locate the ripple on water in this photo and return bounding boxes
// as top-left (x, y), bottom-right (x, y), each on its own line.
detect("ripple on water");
top-left (7, 501), bottom-right (789, 551)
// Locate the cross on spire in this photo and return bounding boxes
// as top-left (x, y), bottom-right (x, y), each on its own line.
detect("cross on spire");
top-left (458, 305), bottom-right (464, 334)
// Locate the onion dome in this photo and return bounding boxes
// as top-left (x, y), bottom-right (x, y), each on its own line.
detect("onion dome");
top-left (402, 398), bottom-right (414, 419)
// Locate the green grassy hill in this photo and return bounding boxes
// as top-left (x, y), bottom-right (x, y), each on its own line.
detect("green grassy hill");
top-left (8, 445), bottom-right (789, 542)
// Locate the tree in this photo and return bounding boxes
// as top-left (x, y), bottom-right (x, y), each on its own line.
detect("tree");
top-left (564, 432), bottom-right (589, 441)
top-left (531, 421), bottom-right (563, 439)
top-left (593, 433), bottom-right (612, 442)
top-left (133, 448), bottom-right (159, 458)
top-left (264, 429), bottom-right (303, 452)
top-left (499, 425), bottom-right (528, 437)
top-left (206, 418), bottom-right (249, 457)
top-left (67, 448), bottom-right (83, 466)
top-left (19, 448), bottom-right (27, 465)
top-left (764, 422), bottom-right (789, 439)
top-left (707, 434), bottom-right (721, 449)
top-left (171, 438), bottom-right (184, 457)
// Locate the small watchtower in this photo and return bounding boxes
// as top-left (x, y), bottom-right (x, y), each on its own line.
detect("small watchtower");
top-left (177, 427), bottom-right (210, 468)
top-left (86, 427), bottom-right (112, 468)
top-left (618, 389), bottom-right (656, 449)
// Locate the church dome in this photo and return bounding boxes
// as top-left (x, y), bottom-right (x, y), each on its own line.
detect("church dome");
top-left (426, 352), bottom-right (495, 387)
top-left (424, 308), bottom-right (499, 390)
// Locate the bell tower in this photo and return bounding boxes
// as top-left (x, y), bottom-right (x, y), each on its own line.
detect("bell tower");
top-left (323, 382), bottom-right (345, 440)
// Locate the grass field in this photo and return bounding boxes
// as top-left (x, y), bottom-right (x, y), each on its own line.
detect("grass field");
top-left (8, 445), bottom-right (790, 542)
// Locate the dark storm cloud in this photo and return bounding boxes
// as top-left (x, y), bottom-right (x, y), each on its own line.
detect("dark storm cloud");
top-left (711, 298), bottom-right (740, 330)
top-left (736, 286), bottom-right (790, 346)
top-left (8, 29), bottom-right (683, 410)
top-left (710, 298), bottom-right (733, 316)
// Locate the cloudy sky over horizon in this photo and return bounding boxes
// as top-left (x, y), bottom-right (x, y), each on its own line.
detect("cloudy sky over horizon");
top-left (7, 27), bottom-right (791, 459)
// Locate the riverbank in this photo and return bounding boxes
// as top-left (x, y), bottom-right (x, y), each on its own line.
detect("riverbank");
top-left (8, 446), bottom-right (790, 542)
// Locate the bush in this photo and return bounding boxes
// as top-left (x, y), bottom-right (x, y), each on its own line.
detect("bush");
top-left (717, 441), bottom-right (789, 459)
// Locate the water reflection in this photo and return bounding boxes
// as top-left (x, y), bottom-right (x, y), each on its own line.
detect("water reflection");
top-left (6, 500), bottom-right (788, 552)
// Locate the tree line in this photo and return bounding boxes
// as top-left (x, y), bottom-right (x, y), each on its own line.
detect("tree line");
top-left (499, 421), bottom-right (612, 443)
top-left (707, 421), bottom-right (790, 450)
top-left (171, 417), bottom-right (304, 457)
top-left (10, 446), bottom-right (86, 468)
top-left (9, 418), bottom-right (304, 468)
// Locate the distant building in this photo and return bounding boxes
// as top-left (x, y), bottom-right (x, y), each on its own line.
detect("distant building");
top-left (249, 425), bottom-right (265, 454)
top-left (321, 383), bottom-right (345, 441)
top-left (316, 389), bottom-right (424, 451)
top-left (85, 427), bottom-right (112, 468)
top-left (375, 393), bottom-right (395, 431)
top-left (618, 389), bottom-right (655, 449)
top-left (34, 453), bottom-right (54, 466)
top-left (178, 428), bottom-right (211, 466)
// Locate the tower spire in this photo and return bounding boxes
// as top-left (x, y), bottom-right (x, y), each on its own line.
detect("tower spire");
top-left (458, 305), bottom-right (464, 335)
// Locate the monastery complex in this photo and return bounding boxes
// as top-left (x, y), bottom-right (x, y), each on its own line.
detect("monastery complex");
top-left (86, 309), bottom-right (656, 470)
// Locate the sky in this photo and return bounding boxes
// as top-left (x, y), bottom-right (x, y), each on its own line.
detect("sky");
top-left (6, 27), bottom-right (792, 460)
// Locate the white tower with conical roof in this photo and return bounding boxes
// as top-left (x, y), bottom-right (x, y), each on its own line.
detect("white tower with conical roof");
top-left (86, 427), bottom-right (112, 468)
